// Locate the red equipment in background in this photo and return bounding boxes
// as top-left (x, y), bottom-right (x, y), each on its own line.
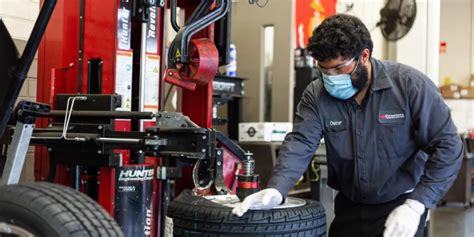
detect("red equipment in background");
top-left (37, 0), bottom-right (164, 207)
top-left (36, 1), bottom-right (241, 236)
top-left (294, 0), bottom-right (336, 48)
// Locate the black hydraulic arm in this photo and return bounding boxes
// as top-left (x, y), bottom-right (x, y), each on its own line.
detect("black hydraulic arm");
top-left (0, 0), bottom-right (57, 136)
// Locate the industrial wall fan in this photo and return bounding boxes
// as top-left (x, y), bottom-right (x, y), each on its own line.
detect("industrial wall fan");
top-left (376, 0), bottom-right (417, 41)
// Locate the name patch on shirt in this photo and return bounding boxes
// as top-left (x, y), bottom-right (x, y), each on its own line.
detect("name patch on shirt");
top-left (378, 110), bottom-right (406, 124)
top-left (325, 118), bottom-right (347, 132)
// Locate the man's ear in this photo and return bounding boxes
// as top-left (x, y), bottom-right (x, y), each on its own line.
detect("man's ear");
top-left (361, 48), bottom-right (371, 64)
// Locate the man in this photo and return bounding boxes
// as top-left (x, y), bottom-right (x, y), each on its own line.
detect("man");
top-left (232, 14), bottom-right (463, 237)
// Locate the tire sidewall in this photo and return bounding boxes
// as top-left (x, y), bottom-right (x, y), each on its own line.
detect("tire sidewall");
top-left (0, 201), bottom-right (59, 237)
top-left (167, 192), bottom-right (326, 236)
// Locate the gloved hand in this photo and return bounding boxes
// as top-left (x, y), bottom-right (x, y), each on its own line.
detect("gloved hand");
top-left (384, 199), bottom-right (425, 237)
top-left (232, 188), bottom-right (283, 217)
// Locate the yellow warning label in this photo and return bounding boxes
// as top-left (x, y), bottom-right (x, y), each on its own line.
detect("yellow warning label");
top-left (175, 49), bottom-right (181, 58)
top-left (144, 54), bottom-right (160, 115)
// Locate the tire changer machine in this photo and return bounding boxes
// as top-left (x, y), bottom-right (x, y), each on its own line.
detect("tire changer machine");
top-left (0, 0), bottom-right (261, 236)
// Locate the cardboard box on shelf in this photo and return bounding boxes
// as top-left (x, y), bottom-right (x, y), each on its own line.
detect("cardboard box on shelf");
top-left (440, 84), bottom-right (461, 99)
top-left (239, 122), bottom-right (293, 142)
top-left (460, 86), bottom-right (474, 99)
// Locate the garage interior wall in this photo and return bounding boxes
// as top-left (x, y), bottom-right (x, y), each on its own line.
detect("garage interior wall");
top-left (439, 0), bottom-right (474, 133)
top-left (231, 0), bottom-right (296, 123)
top-left (0, 0), bottom-right (40, 181)
top-left (393, 0), bottom-right (440, 85)
top-left (344, 0), bottom-right (440, 84)
top-left (440, 0), bottom-right (471, 86)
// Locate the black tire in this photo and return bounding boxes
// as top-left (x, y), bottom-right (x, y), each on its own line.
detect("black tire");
top-left (0, 182), bottom-right (123, 237)
top-left (167, 190), bottom-right (326, 237)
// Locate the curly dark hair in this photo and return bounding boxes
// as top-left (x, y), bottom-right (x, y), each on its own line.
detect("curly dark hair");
top-left (307, 14), bottom-right (373, 62)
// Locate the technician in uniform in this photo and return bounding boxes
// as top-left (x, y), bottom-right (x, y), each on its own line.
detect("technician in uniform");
top-left (232, 14), bottom-right (463, 237)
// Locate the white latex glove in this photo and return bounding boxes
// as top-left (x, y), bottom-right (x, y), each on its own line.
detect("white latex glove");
top-left (384, 199), bottom-right (425, 237)
top-left (231, 188), bottom-right (283, 217)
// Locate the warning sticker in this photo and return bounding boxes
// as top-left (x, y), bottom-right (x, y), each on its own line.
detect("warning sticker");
top-left (115, 50), bottom-right (133, 111)
top-left (144, 54), bottom-right (160, 114)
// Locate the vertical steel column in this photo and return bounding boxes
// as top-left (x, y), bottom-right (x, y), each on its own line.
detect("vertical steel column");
top-left (1, 123), bottom-right (35, 184)
top-left (139, 22), bottom-right (148, 131)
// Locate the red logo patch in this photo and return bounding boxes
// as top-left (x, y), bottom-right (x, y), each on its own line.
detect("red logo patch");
top-left (379, 113), bottom-right (405, 120)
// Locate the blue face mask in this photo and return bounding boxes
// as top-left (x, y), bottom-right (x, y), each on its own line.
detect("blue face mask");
top-left (322, 73), bottom-right (359, 100)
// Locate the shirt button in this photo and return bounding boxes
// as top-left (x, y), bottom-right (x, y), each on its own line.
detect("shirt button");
top-left (357, 130), bottom-right (362, 136)
top-left (357, 154), bottom-right (363, 159)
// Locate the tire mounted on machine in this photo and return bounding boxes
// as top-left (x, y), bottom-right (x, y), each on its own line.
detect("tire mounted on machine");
top-left (167, 190), bottom-right (326, 236)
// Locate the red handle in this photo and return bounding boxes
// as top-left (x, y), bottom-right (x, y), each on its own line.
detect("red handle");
top-left (164, 68), bottom-right (197, 91)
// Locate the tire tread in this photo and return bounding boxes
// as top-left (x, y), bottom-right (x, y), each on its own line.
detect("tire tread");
top-left (168, 194), bottom-right (326, 237)
top-left (0, 182), bottom-right (123, 237)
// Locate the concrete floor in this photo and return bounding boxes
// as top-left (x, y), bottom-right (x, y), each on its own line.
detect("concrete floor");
top-left (429, 205), bottom-right (474, 237)
top-left (321, 201), bottom-right (474, 237)
top-left (318, 179), bottom-right (474, 236)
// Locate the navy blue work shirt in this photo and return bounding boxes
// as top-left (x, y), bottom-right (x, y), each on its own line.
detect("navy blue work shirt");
top-left (267, 58), bottom-right (463, 208)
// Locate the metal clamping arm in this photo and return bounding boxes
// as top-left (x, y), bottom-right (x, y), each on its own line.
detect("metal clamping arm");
top-left (1, 101), bottom-right (51, 185)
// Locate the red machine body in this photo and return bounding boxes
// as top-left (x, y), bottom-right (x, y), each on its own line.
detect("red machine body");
top-left (37, 0), bottom-right (164, 203)
top-left (37, 1), bottom-right (241, 236)
top-left (37, 1), bottom-right (164, 236)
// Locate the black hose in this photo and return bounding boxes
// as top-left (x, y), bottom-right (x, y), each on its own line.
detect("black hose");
top-left (170, 0), bottom-right (181, 32)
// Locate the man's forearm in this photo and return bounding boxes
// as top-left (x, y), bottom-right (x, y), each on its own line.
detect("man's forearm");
top-left (409, 137), bottom-right (463, 208)
top-left (267, 132), bottom-right (320, 198)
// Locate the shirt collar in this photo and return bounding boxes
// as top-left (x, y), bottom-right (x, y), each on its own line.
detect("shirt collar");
top-left (370, 57), bottom-right (392, 91)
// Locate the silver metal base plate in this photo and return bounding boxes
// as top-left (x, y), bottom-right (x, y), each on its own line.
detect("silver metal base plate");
top-left (203, 194), bottom-right (307, 209)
